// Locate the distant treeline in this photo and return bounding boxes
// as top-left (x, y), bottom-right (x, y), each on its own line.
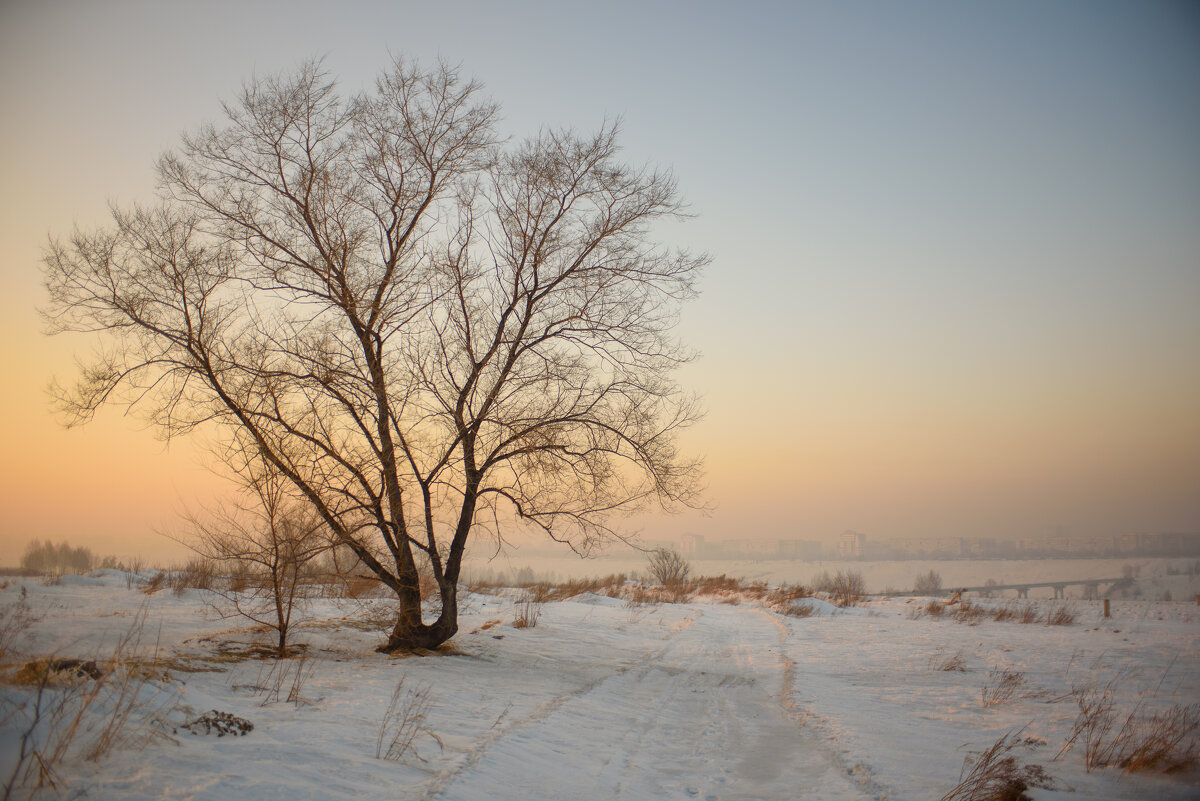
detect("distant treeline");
top-left (20, 539), bottom-right (105, 574)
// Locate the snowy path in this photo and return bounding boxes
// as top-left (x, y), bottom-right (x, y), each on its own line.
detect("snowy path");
top-left (422, 605), bottom-right (869, 801)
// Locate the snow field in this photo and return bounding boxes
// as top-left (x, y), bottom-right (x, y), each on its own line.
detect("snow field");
top-left (1, 572), bottom-right (1197, 800)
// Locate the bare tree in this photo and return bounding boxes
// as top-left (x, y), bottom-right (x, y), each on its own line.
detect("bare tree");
top-left (185, 460), bottom-right (327, 657)
top-left (647, 548), bottom-right (691, 588)
top-left (914, 569), bottom-right (943, 596)
top-left (43, 57), bottom-right (706, 651)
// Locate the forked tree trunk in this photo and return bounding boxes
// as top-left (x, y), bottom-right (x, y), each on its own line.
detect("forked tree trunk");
top-left (378, 581), bottom-right (459, 652)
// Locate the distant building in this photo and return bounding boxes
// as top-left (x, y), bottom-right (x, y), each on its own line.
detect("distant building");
top-left (837, 530), bottom-right (866, 559)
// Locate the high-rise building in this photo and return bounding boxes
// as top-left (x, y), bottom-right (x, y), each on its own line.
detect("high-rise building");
top-left (837, 530), bottom-right (866, 559)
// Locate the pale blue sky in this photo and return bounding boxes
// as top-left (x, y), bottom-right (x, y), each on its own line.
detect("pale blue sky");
top-left (2, 1), bottom-right (1197, 562)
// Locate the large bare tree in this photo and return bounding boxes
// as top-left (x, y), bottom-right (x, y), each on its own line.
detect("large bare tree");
top-left (43, 58), bottom-right (706, 651)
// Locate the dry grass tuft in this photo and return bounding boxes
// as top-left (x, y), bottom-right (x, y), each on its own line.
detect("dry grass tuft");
top-left (763, 582), bottom-right (810, 605)
top-left (939, 730), bottom-right (1054, 801)
top-left (469, 618), bottom-right (504, 634)
top-left (231, 654), bottom-right (318, 707)
top-left (1017, 603), bottom-right (1040, 624)
top-left (930, 648), bottom-right (969, 672)
top-left (0, 596), bottom-right (37, 664)
top-left (1045, 605), bottom-right (1076, 626)
top-left (1058, 674), bottom-right (1200, 774)
top-left (623, 584), bottom-right (663, 610)
top-left (140, 572), bottom-right (167, 595)
top-left (992, 603), bottom-right (1040, 624)
top-left (375, 676), bottom-right (442, 762)
top-left (780, 601), bottom-right (816, 618)
top-left (692, 574), bottom-right (744, 596)
top-left (954, 602), bottom-right (989, 625)
top-left (981, 669), bottom-right (1027, 707)
top-left (512, 591), bottom-right (542, 629)
top-left (170, 559), bottom-right (216, 595)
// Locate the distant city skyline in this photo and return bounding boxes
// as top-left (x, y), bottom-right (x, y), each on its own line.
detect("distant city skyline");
top-left (670, 529), bottom-right (1200, 562)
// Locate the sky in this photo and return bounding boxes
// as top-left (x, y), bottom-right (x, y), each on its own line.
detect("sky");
top-left (1, 0), bottom-right (1198, 565)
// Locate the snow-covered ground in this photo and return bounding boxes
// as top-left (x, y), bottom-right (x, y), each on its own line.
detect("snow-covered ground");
top-left (1, 570), bottom-right (1197, 800)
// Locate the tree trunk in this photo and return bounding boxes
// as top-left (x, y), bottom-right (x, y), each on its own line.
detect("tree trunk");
top-left (378, 580), bottom-right (459, 652)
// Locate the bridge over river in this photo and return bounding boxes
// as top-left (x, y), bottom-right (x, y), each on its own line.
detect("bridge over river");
top-left (889, 577), bottom-right (1135, 600)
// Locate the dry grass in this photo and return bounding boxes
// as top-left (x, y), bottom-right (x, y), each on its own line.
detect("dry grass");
top-left (981, 669), bottom-right (1027, 707)
top-left (1045, 605), bottom-right (1076, 626)
top-left (468, 618), bottom-right (504, 634)
top-left (231, 654), bottom-right (318, 707)
top-left (375, 676), bottom-right (442, 762)
top-left (691, 574), bottom-right (745, 596)
top-left (990, 602), bottom-right (1040, 624)
top-left (467, 572), bottom-right (810, 610)
top-left (464, 573), bottom-right (627, 602)
top-left (342, 575), bottom-right (388, 599)
top-left (512, 592), bottom-right (542, 629)
top-left (939, 729), bottom-right (1053, 801)
top-left (623, 584), bottom-right (664, 609)
top-left (779, 601), bottom-right (817, 618)
top-left (1017, 603), bottom-right (1040, 624)
top-left (170, 559), bottom-right (217, 595)
top-left (0, 596), bottom-right (37, 664)
top-left (762, 582), bottom-right (809, 605)
top-left (1058, 673), bottom-right (1200, 774)
top-left (930, 648), bottom-right (969, 672)
top-left (140, 572), bottom-right (167, 595)
top-left (0, 606), bottom-right (176, 799)
top-left (954, 602), bottom-right (989, 625)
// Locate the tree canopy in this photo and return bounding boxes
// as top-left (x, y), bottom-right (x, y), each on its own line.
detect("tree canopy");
top-left (43, 57), bottom-right (706, 650)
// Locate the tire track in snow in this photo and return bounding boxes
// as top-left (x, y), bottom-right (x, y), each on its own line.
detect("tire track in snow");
top-left (424, 605), bottom-right (874, 800)
top-left (417, 637), bottom-right (681, 800)
top-left (764, 608), bottom-right (893, 801)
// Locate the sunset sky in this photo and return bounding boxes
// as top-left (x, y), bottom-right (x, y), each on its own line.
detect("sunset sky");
top-left (2, 0), bottom-right (1198, 565)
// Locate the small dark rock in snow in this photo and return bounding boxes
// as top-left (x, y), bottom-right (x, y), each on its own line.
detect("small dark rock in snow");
top-left (180, 710), bottom-right (254, 737)
top-left (36, 658), bottom-right (104, 680)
